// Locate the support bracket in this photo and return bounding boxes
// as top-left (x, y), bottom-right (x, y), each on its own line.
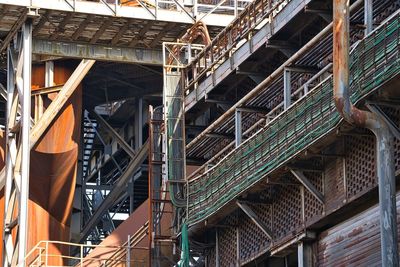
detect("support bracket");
top-left (92, 111), bottom-right (137, 159)
top-left (236, 201), bottom-right (273, 239)
top-left (290, 168), bottom-right (324, 204)
top-left (366, 102), bottom-right (400, 139)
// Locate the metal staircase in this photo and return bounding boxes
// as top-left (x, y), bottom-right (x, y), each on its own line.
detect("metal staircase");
top-left (82, 114), bottom-right (97, 178)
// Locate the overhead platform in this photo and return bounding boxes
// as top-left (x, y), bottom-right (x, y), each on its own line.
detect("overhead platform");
top-left (0, 0), bottom-right (238, 66)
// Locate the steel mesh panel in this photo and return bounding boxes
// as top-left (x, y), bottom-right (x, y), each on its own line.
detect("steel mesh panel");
top-left (219, 214), bottom-right (238, 267)
top-left (324, 157), bottom-right (346, 212)
top-left (239, 203), bottom-right (271, 262)
top-left (345, 135), bottom-right (376, 199)
top-left (303, 171), bottom-right (324, 223)
top-left (206, 247), bottom-right (216, 267)
top-left (273, 185), bottom-right (302, 240)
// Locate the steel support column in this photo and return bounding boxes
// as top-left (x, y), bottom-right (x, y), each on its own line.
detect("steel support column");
top-left (3, 19), bottom-right (32, 266)
top-left (283, 68), bottom-right (291, 110)
top-left (298, 242), bottom-right (313, 267)
top-left (215, 229), bottom-right (220, 267)
top-left (135, 98), bottom-right (144, 150)
top-left (333, 0), bottom-right (398, 265)
top-left (235, 109), bottom-right (242, 147)
top-left (364, 0), bottom-right (373, 35)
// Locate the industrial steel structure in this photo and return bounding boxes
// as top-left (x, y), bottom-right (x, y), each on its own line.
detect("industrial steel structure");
top-left (0, 0), bottom-right (400, 266)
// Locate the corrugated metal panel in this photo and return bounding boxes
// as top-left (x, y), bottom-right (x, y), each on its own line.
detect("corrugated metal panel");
top-left (318, 194), bottom-right (400, 266)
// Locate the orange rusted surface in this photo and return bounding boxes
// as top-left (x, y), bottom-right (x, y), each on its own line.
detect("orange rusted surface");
top-left (86, 200), bottom-right (150, 266)
top-left (120, 0), bottom-right (153, 7)
top-left (0, 130), bottom-right (6, 265)
top-left (0, 61), bottom-right (82, 265)
top-left (29, 61), bottom-right (82, 265)
top-left (86, 198), bottom-right (173, 267)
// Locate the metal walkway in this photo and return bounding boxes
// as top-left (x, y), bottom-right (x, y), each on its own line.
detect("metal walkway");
top-left (185, 9), bottom-right (400, 226)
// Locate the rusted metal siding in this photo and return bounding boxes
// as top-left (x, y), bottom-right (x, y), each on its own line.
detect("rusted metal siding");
top-left (318, 193), bottom-right (400, 266)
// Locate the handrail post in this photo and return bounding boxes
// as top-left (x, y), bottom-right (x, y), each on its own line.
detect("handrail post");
top-left (80, 245), bottom-right (84, 267)
top-left (126, 235), bottom-right (131, 267)
top-left (45, 241), bottom-right (49, 267)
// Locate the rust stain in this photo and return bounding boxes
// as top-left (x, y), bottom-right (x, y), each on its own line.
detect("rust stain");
top-left (0, 61), bottom-right (82, 265)
top-left (347, 226), bottom-right (363, 237)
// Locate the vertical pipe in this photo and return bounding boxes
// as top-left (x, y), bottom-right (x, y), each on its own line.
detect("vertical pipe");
top-left (374, 126), bottom-right (398, 267)
top-left (18, 20), bottom-right (32, 266)
top-left (135, 98), bottom-right (143, 150)
top-left (235, 109), bottom-right (242, 147)
top-left (215, 229), bottom-right (219, 267)
top-left (364, 0), bottom-right (373, 36)
top-left (236, 227), bottom-right (240, 267)
top-left (298, 242), bottom-right (304, 267)
top-left (80, 245), bottom-right (83, 266)
top-left (333, 0), bottom-right (398, 266)
top-left (283, 68), bottom-right (291, 110)
top-left (148, 106), bottom-right (153, 267)
top-left (45, 241), bottom-right (49, 266)
top-left (234, 0), bottom-right (238, 17)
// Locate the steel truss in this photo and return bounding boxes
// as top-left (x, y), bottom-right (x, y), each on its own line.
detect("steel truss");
top-left (3, 18), bottom-right (32, 267)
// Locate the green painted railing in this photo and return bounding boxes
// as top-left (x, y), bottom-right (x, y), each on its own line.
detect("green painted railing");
top-left (185, 11), bottom-right (400, 226)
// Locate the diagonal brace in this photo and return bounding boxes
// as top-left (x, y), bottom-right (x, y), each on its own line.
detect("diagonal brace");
top-left (0, 59), bottom-right (95, 190)
top-left (237, 201), bottom-right (273, 239)
top-left (92, 111), bottom-right (136, 159)
top-left (366, 103), bottom-right (400, 139)
top-left (30, 59), bottom-right (95, 149)
top-left (290, 169), bottom-right (324, 204)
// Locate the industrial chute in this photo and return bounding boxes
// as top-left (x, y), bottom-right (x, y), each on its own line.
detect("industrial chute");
top-left (163, 21), bottom-right (211, 267)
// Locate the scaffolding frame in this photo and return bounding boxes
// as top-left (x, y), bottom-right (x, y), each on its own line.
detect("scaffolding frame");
top-left (3, 18), bottom-right (33, 267)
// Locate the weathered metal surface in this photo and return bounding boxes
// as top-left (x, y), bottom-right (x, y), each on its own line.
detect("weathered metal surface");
top-left (32, 39), bottom-right (164, 65)
top-left (318, 193), bottom-right (400, 266)
top-left (0, 0), bottom-right (234, 26)
top-left (28, 62), bottom-right (82, 265)
top-left (184, 0), bottom-right (314, 111)
top-left (333, 0), bottom-right (399, 265)
top-left (85, 198), bottom-right (173, 266)
top-left (0, 61), bottom-right (82, 266)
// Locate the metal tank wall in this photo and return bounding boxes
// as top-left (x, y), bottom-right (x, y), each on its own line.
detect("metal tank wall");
top-left (0, 61), bottom-right (82, 265)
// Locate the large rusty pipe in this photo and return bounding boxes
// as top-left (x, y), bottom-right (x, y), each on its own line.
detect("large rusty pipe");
top-left (333, 0), bottom-right (398, 266)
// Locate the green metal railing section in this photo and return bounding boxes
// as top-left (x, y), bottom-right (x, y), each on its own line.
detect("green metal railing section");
top-left (184, 12), bottom-right (400, 226)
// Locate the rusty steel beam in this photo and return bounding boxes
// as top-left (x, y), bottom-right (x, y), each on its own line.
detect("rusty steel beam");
top-left (79, 141), bottom-right (149, 243)
top-left (30, 59), bottom-right (95, 150)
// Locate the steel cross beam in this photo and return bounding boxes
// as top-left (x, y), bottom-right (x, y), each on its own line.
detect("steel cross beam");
top-left (3, 20), bottom-right (32, 267)
top-left (30, 59), bottom-right (95, 149)
top-left (0, 0), bottom-right (233, 26)
top-left (79, 141), bottom-right (149, 243)
top-left (32, 39), bottom-right (163, 65)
